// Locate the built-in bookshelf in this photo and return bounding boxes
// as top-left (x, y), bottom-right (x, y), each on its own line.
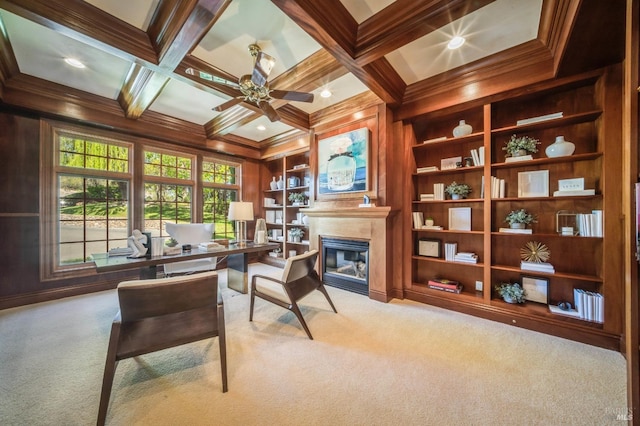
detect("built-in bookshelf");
top-left (406, 67), bottom-right (623, 349)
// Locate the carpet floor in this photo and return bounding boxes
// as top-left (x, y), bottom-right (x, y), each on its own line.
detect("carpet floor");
top-left (0, 263), bottom-right (628, 425)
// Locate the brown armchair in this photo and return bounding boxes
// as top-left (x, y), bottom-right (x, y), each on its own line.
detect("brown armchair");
top-left (97, 271), bottom-right (227, 425)
top-left (250, 250), bottom-right (337, 339)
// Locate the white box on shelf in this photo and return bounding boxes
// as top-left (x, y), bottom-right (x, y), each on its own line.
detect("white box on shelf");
top-left (558, 178), bottom-right (584, 192)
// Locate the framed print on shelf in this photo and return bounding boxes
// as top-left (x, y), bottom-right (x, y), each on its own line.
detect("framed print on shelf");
top-left (521, 275), bottom-right (550, 304)
top-left (518, 170), bottom-right (549, 198)
top-left (448, 207), bottom-right (471, 231)
top-left (418, 238), bottom-right (441, 258)
top-left (317, 127), bottom-right (369, 194)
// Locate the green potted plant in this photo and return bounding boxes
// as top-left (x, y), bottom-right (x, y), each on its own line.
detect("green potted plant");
top-left (288, 192), bottom-right (306, 206)
top-left (505, 209), bottom-right (536, 229)
top-left (503, 134), bottom-right (540, 157)
top-left (165, 237), bottom-right (179, 247)
top-left (495, 282), bottom-right (526, 304)
top-left (289, 227), bottom-right (304, 243)
top-left (445, 181), bottom-right (471, 200)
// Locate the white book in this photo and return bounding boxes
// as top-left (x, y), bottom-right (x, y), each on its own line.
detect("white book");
top-left (471, 149), bottom-right (479, 166)
top-left (549, 304), bottom-right (582, 318)
top-left (516, 111), bottom-right (563, 126)
top-left (553, 189), bottom-right (596, 197)
top-left (505, 155), bottom-right (533, 163)
top-left (499, 228), bottom-right (533, 234)
top-left (499, 179), bottom-right (505, 198)
top-left (592, 210), bottom-right (603, 237)
top-left (478, 146), bottom-right (485, 166)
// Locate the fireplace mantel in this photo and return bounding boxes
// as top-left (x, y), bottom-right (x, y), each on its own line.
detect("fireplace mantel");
top-left (302, 206), bottom-right (395, 302)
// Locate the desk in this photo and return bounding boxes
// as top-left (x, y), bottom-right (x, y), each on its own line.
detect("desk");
top-left (93, 242), bottom-right (278, 293)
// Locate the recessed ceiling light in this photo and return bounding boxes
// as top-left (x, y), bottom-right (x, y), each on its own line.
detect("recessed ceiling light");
top-left (64, 57), bottom-right (86, 69)
top-left (320, 89), bottom-right (332, 98)
top-left (447, 36), bottom-right (465, 50)
top-left (257, 125), bottom-right (266, 131)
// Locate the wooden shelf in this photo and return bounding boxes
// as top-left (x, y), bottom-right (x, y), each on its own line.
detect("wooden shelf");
top-left (412, 255), bottom-right (484, 268)
top-left (491, 110), bottom-right (603, 136)
top-left (490, 264), bottom-right (602, 282)
top-left (413, 165), bottom-right (483, 177)
top-left (491, 152), bottom-right (602, 169)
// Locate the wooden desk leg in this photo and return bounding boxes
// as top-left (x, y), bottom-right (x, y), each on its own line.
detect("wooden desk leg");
top-left (227, 252), bottom-right (248, 293)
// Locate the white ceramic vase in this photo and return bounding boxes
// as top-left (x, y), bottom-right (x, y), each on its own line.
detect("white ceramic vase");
top-left (545, 136), bottom-right (575, 158)
top-left (453, 120), bottom-right (472, 137)
top-left (270, 177), bottom-right (278, 190)
top-left (276, 176), bottom-right (284, 189)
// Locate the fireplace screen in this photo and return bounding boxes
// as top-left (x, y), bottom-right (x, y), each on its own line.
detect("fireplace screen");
top-left (321, 237), bottom-right (369, 295)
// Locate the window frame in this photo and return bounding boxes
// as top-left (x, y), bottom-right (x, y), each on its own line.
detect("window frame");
top-left (202, 157), bottom-right (242, 239)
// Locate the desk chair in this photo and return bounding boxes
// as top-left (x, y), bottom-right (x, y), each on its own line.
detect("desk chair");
top-left (249, 250), bottom-right (337, 339)
top-left (97, 271), bottom-right (227, 425)
top-left (164, 222), bottom-right (216, 276)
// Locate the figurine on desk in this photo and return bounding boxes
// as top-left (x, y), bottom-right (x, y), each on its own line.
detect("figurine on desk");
top-left (127, 229), bottom-right (148, 258)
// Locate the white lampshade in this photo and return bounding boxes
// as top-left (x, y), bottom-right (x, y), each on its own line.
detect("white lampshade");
top-left (227, 201), bottom-right (254, 221)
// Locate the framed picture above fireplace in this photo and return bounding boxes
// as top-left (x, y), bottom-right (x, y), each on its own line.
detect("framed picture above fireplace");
top-left (317, 127), bottom-right (369, 195)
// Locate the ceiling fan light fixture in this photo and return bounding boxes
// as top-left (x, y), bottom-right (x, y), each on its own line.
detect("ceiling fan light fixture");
top-left (64, 57), bottom-right (85, 69)
top-left (447, 36), bottom-right (465, 50)
top-left (320, 89), bottom-right (332, 98)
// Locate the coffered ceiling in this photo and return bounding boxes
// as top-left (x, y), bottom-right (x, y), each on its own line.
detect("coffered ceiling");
top-left (0, 0), bottom-right (626, 151)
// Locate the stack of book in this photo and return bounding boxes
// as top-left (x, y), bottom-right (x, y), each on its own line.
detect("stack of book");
top-left (419, 193), bottom-right (434, 201)
top-left (433, 183), bottom-right (445, 200)
top-left (427, 279), bottom-right (463, 294)
top-left (417, 165), bottom-right (438, 173)
top-left (198, 242), bottom-right (225, 252)
top-left (573, 289), bottom-right (604, 323)
top-left (469, 146), bottom-right (485, 166)
top-left (577, 210), bottom-right (603, 237)
top-left (499, 227), bottom-right (532, 234)
top-left (412, 212), bottom-right (424, 229)
top-left (516, 111), bottom-right (563, 126)
top-left (490, 176), bottom-right (506, 198)
top-left (520, 261), bottom-right (555, 274)
top-left (108, 247), bottom-right (133, 257)
top-left (444, 242), bottom-right (457, 261)
top-left (505, 154), bottom-right (533, 163)
top-left (453, 252), bottom-right (478, 264)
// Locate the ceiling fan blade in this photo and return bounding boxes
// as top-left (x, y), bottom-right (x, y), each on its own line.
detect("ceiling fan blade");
top-left (185, 68), bottom-right (239, 88)
top-left (213, 97), bottom-right (244, 112)
top-left (269, 90), bottom-right (314, 103)
top-left (251, 51), bottom-right (276, 87)
top-left (258, 101), bottom-right (280, 122)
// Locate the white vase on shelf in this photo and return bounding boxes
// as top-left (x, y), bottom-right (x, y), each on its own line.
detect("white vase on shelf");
top-left (453, 120), bottom-right (472, 137)
top-left (276, 176), bottom-right (284, 189)
top-left (269, 177), bottom-right (278, 190)
top-left (545, 136), bottom-right (575, 158)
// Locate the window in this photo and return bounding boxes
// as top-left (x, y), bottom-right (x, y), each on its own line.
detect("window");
top-left (57, 134), bottom-right (131, 265)
top-left (202, 159), bottom-right (240, 239)
top-left (143, 149), bottom-right (194, 236)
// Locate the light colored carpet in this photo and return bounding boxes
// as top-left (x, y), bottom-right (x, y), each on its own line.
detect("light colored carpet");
top-left (0, 263), bottom-right (628, 425)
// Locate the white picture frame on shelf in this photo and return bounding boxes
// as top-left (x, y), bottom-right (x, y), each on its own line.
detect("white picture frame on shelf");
top-left (518, 170), bottom-right (549, 198)
top-left (521, 275), bottom-right (549, 304)
top-left (448, 207), bottom-right (471, 231)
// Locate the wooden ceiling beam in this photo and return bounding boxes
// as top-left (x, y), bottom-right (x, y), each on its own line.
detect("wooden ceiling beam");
top-left (272, 0), bottom-right (405, 106)
top-left (354, 0), bottom-right (494, 65)
top-left (0, 13), bottom-right (19, 98)
top-left (118, 0), bottom-right (230, 119)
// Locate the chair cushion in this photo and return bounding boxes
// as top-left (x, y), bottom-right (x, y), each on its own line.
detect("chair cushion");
top-left (255, 276), bottom-right (291, 304)
top-left (282, 250), bottom-right (318, 283)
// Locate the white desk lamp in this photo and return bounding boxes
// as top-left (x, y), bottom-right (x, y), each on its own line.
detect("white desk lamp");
top-left (227, 201), bottom-right (254, 246)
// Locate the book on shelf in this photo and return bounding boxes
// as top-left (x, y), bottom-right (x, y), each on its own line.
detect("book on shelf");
top-left (422, 225), bottom-right (443, 230)
top-left (498, 227), bottom-right (533, 234)
top-left (419, 193), bottom-right (435, 201)
top-left (516, 111), bottom-right (563, 126)
top-left (553, 189), bottom-right (596, 197)
top-left (428, 279), bottom-right (460, 289)
top-left (505, 155), bottom-right (533, 163)
top-left (478, 147), bottom-right (485, 165)
top-left (412, 212), bottom-right (424, 229)
top-left (444, 242), bottom-right (457, 261)
top-left (520, 261), bottom-right (555, 273)
top-left (417, 166), bottom-right (438, 173)
top-left (576, 210), bottom-right (603, 237)
top-left (433, 183), bottom-right (445, 200)
top-left (454, 252), bottom-right (478, 263)
top-left (573, 289), bottom-right (604, 323)
top-left (423, 136), bottom-right (447, 144)
top-left (490, 176), bottom-right (506, 198)
top-left (428, 283), bottom-right (463, 294)
top-left (548, 304), bottom-right (582, 318)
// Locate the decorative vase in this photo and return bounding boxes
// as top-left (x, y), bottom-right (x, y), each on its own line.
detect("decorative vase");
top-left (276, 176), bottom-right (284, 190)
top-left (510, 223), bottom-right (525, 229)
top-left (451, 194), bottom-right (462, 200)
top-left (425, 219), bottom-right (434, 227)
top-left (503, 296), bottom-right (517, 304)
top-left (513, 149), bottom-right (527, 157)
top-left (270, 177), bottom-right (278, 190)
top-left (545, 136), bottom-right (575, 158)
top-left (302, 215), bottom-right (309, 225)
top-left (453, 120), bottom-right (472, 137)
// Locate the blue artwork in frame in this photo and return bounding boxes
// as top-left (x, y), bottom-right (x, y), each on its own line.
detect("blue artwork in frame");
top-left (317, 128), bottom-right (369, 194)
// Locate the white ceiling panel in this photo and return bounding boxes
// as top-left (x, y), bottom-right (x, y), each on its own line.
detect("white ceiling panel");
top-left (230, 114), bottom-right (294, 141)
top-left (296, 73), bottom-right (372, 114)
top-left (0, 11), bottom-right (131, 100)
top-left (149, 79), bottom-right (227, 125)
top-left (83, 0), bottom-right (159, 31)
top-left (191, 0), bottom-right (321, 79)
top-left (385, 0), bottom-right (543, 84)
top-left (340, 0), bottom-right (396, 24)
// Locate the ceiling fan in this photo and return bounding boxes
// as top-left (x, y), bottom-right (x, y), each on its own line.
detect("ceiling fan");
top-left (186, 44), bottom-right (314, 122)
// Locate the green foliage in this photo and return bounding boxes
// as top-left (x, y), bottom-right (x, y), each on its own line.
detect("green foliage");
top-left (445, 181), bottom-right (471, 197)
top-left (495, 282), bottom-right (526, 303)
top-left (505, 209), bottom-right (536, 225)
top-left (502, 134), bottom-right (540, 156)
top-left (288, 192), bottom-right (306, 203)
top-left (289, 227), bottom-right (304, 238)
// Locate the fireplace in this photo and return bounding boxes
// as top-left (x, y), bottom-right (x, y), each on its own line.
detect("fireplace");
top-left (321, 237), bottom-right (369, 295)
